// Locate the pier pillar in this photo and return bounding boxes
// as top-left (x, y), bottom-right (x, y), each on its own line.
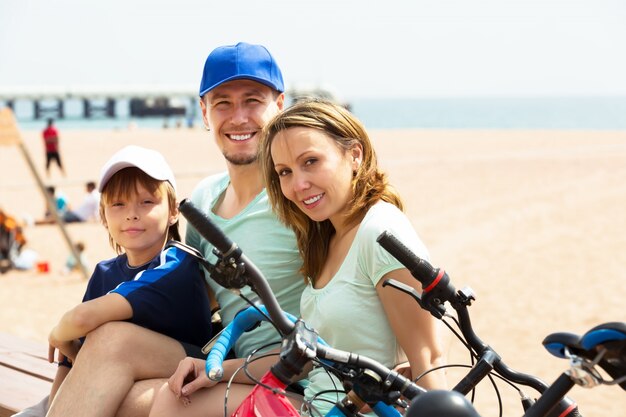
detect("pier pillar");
top-left (106, 98), bottom-right (115, 117)
top-left (83, 99), bottom-right (91, 118)
top-left (82, 98), bottom-right (116, 118)
top-left (34, 99), bottom-right (65, 119)
top-left (58, 100), bottom-right (64, 119)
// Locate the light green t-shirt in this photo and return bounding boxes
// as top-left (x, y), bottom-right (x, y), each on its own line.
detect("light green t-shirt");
top-left (301, 201), bottom-right (430, 415)
top-left (186, 172), bottom-right (305, 357)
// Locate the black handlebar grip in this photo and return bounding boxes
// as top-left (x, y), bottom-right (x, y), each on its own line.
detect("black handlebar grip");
top-left (566, 407), bottom-right (582, 417)
top-left (179, 199), bottom-right (235, 256)
top-left (377, 231), bottom-right (438, 288)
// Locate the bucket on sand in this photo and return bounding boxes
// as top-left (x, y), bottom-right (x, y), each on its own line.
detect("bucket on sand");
top-left (36, 261), bottom-right (49, 273)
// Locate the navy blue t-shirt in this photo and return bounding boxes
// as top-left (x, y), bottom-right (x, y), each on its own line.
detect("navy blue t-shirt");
top-left (82, 243), bottom-right (212, 348)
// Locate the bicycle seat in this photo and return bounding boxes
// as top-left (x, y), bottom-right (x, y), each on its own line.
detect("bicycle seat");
top-left (542, 332), bottom-right (582, 359)
top-left (579, 322), bottom-right (626, 390)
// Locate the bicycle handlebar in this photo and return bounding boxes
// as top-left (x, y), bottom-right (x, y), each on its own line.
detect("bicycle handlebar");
top-left (377, 230), bottom-right (593, 417)
top-left (180, 198), bottom-right (294, 335)
top-left (205, 304), bottom-right (425, 411)
top-left (205, 305), bottom-right (315, 381)
top-left (180, 199), bottom-right (422, 410)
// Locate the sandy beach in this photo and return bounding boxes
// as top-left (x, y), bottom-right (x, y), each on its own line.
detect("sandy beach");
top-left (1, 126), bottom-right (624, 415)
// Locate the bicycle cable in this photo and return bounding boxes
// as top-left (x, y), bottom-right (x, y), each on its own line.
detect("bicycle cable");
top-left (222, 343), bottom-right (280, 417)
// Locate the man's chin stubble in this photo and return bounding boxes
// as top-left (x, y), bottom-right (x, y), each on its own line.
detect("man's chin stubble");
top-left (224, 153), bottom-right (258, 166)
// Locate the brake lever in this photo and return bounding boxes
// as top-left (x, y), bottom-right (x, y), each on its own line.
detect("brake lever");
top-left (383, 278), bottom-right (446, 319)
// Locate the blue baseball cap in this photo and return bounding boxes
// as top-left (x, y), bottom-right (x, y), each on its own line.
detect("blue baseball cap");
top-left (199, 42), bottom-right (285, 97)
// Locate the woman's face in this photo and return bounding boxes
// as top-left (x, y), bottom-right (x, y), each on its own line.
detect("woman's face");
top-left (271, 127), bottom-right (361, 229)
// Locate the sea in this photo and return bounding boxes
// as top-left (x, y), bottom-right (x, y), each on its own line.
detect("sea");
top-left (9, 96), bottom-right (626, 131)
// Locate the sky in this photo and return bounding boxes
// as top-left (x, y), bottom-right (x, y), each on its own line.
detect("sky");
top-left (1, 0), bottom-right (625, 100)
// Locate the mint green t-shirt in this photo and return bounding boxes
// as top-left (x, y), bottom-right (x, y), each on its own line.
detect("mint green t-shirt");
top-left (300, 201), bottom-right (430, 415)
top-left (186, 172), bottom-right (305, 357)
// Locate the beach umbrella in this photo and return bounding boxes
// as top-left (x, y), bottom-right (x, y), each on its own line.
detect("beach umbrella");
top-left (0, 107), bottom-right (89, 279)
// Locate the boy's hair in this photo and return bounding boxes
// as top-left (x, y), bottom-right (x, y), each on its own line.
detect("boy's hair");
top-left (99, 167), bottom-right (180, 254)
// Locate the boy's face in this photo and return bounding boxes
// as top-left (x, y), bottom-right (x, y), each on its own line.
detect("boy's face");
top-left (103, 181), bottom-right (176, 266)
top-left (200, 79), bottom-right (284, 166)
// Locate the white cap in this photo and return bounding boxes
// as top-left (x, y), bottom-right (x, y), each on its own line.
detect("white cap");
top-left (98, 145), bottom-right (176, 192)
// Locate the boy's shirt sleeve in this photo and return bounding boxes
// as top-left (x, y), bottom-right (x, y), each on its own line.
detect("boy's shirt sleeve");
top-left (108, 246), bottom-right (213, 347)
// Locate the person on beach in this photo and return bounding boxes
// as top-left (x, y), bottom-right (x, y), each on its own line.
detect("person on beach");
top-left (44, 145), bottom-right (213, 416)
top-left (43, 42), bottom-right (305, 417)
top-left (61, 241), bottom-right (89, 275)
top-left (257, 99), bottom-right (447, 415)
top-left (35, 185), bottom-right (69, 225)
top-left (0, 208), bottom-right (27, 273)
top-left (42, 118), bottom-right (66, 178)
top-left (62, 181), bottom-right (101, 223)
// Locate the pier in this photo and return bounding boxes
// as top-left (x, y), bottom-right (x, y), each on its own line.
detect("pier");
top-left (0, 85), bottom-right (197, 120)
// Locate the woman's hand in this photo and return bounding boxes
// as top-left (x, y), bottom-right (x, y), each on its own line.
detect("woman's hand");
top-left (393, 361), bottom-right (412, 380)
top-left (168, 357), bottom-right (218, 405)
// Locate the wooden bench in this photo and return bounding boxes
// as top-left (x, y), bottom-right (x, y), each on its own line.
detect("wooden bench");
top-left (0, 332), bottom-right (55, 417)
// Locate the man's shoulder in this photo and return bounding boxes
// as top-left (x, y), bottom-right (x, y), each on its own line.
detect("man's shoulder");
top-left (190, 172), bottom-right (229, 204)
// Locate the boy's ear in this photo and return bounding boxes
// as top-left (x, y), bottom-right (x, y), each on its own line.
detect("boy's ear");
top-left (169, 208), bottom-right (180, 225)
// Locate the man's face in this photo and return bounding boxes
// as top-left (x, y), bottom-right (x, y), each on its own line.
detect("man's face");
top-left (200, 79), bottom-right (284, 166)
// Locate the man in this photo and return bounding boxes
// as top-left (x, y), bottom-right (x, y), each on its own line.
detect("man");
top-left (42, 118), bottom-right (66, 178)
top-left (45, 42), bottom-right (305, 417)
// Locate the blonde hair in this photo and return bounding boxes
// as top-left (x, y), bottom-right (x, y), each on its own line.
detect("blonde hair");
top-left (260, 99), bottom-right (403, 283)
top-left (99, 167), bottom-right (179, 254)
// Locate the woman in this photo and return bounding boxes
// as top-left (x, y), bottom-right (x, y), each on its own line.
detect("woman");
top-left (259, 99), bottom-right (447, 415)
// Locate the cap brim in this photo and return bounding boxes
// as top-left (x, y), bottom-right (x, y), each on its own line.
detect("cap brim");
top-left (199, 75), bottom-right (283, 97)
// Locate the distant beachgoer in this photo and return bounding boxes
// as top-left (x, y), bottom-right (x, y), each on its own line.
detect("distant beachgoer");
top-left (35, 186), bottom-right (69, 225)
top-left (62, 181), bottom-right (100, 223)
top-left (0, 208), bottom-right (27, 273)
top-left (42, 118), bottom-right (66, 177)
top-left (62, 241), bottom-right (89, 275)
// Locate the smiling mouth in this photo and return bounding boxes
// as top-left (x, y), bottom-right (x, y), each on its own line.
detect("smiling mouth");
top-left (227, 133), bottom-right (254, 141)
top-left (303, 194), bottom-right (323, 205)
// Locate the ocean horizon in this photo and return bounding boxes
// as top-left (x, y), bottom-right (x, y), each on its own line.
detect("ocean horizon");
top-left (7, 96), bottom-right (626, 131)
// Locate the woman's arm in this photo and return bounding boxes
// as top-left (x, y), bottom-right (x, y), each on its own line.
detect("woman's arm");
top-left (48, 293), bottom-right (133, 358)
top-left (376, 268), bottom-right (447, 390)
